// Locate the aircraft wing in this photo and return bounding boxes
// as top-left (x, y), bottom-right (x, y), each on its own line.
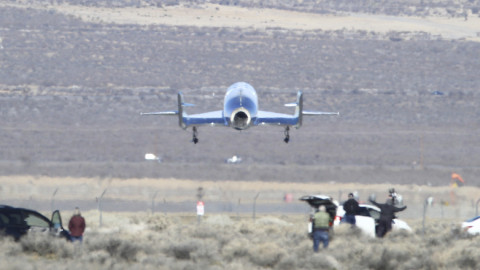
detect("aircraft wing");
top-left (255, 111), bottom-right (299, 126)
top-left (302, 110), bottom-right (340, 116)
top-left (183, 111), bottom-right (226, 126)
top-left (255, 110), bottom-right (339, 127)
top-left (140, 111), bottom-right (178, 116)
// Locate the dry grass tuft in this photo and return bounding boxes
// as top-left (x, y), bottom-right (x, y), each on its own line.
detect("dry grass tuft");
top-left (222, 237), bottom-right (251, 261)
top-left (20, 233), bottom-right (73, 259)
top-left (303, 253), bottom-right (342, 269)
top-left (205, 215), bottom-right (235, 226)
top-left (85, 233), bottom-right (140, 262)
top-left (144, 214), bottom-right (170, 232)
top-left (248, 242), bottom-right (286, 268)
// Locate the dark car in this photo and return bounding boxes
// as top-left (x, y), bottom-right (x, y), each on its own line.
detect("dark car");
top-left (0, 205), bottom-right (70, 241)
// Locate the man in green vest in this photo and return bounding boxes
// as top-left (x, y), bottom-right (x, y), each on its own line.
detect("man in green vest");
top-left (312, 205), bottom-right (330, 251)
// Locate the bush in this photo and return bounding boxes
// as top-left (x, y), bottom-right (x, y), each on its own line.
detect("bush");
top-left (2, 213), bottom-right (480, 269)
top-left (20, 234), bottom-right (73, 259)
top-left (248, 242), bottom-right (286, 268)
top-left (222, 238), bottom-right (251, 261)
top-left (85, 234), bottom-right (140, 262)
top-left (146, 215), bottom-right (170, 232)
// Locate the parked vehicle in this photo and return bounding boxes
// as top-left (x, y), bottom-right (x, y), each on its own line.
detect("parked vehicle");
top-left (335, 204), bottom-right (412, 237)
top-left (300, 195), bottom-right (411, 238)
top-left (0, 205), bottom-right (70, 241)
top-left (299, 195), bottom-right (338, 235)
top-left (461, 216), bottom-right (480, 235)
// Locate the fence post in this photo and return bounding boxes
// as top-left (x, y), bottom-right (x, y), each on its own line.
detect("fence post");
top-left (476, 198), bottom-right (480, 217)
top-left (252, 193), bottom-right (260, 221)
top-left (98, 189), bottom-right (107, 227)
top-left (422, 196), bottom-right (433, 236)
top-left (151, 191), bottom-right (158, 214)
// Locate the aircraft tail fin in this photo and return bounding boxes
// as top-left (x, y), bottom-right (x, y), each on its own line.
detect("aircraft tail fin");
top-left (284, 91), bottom-right (304, 128)
top-left (285, 91), bottom-right (339, 128)
top-left (294, 91), bottom-right (303, 128)
top-left (177, 92), bottom-right (195, 129)
top-left (140, 92), bottom-right (195, 130)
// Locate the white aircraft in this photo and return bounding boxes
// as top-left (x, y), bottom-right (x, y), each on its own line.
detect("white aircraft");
top-left (141, 82), bottom-right (339, 144)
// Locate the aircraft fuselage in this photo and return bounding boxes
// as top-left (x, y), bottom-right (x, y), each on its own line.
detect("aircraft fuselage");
top-left (224, 82), bottom-right (258, 130)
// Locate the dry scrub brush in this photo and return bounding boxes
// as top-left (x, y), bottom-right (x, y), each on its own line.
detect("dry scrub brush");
top-left (1, 214), bottom-right (480, 269)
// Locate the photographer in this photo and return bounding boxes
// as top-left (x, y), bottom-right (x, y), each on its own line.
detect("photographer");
top-left (369, 193), bottom-right (407, 238)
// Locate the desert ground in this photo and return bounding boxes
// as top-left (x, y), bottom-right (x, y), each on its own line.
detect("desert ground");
top-left (1, 0), bottom-right (480, 269)
top-left (2, 176), bottom-right (480, 269)
top-left (2, 212), bottom-right (480, 270)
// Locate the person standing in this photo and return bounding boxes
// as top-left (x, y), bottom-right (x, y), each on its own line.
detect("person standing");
top-left (312, 205), bottom-right (330, 251)
top-left (68, 207), bottom-right (86, 243)
top-left (369, 198), bottom-right (406, 238)
top-left (342, 193), bottom-right (359, 226)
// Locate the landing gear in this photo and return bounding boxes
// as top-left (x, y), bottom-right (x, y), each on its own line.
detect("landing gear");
top-left (192, 127), bottom-right (199, 144)
top-left (284, 126), bottom-right (290, 143)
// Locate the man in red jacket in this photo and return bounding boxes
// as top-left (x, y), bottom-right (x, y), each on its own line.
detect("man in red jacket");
top-left (68, 207), bottom-right (86, 243)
